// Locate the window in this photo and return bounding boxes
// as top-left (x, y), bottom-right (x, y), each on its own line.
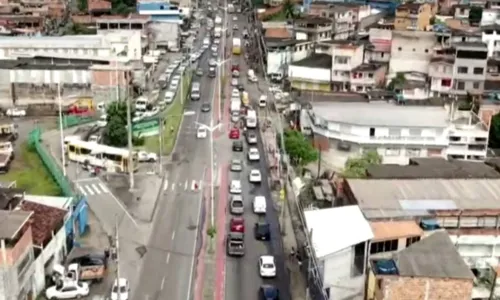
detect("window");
top-left (457, 66), bottom-right (468, 74)
top-left (398, 47), bottom-right (402, 51)
top-left (368, 73), bottom-right (374, 78)
top-left (441, 78), bottom-right (452, 87)
top-left (456, 81), bottom-right (465, 90)
top-left (370, 239), bottom-right (398, 254)
top-left (473, 67), bottom-right (484, 75)
top-left (425, 49), bottom-right (429, 53)
top-left (405, 236), bottom-right (421, 247)
top-left (406, 148), bottom-right (421, 156)
top-left (385, 148), bottom-right (400, 156)
top-left (473, 82), bottom-right (480, 89)
top-left (369, 127), bottom-right (375, 137)
top-left (381, 52), bottom-right (385, 58)
top-left (335, 56), bottom-right (348, 64)
top-left (388, 128), bottom-right (400, 136)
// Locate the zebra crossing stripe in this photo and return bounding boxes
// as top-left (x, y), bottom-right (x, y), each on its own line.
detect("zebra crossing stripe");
top-left (91, 184), bottom-right (101, 194)
top-left (78, 186), bottom-right (87, 196)
top-left (85, 185), bottom-right (95, 196)
top-left (99, 183), bottom-right (109, 193)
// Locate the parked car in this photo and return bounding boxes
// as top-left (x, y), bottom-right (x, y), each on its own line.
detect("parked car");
top-left (45, 281), bottom-right (90, 299)
top-left (248, 148), bottom-right (260, 161)
top-left (246, 132), bottom-right (258, 144)
top-left (230, 195), bottom-right (244, 214)
top-left (229, 128), bottom-right (240, 139)
top-left (111, 278), bottom-right (130, 300)
top-left (230, 216), bottom-right (245, 233)
top-left (249, 169), bottom-right (262, 183)
top-left (230, 159), bottom-right (243, 172)
top-left (232, 141), bottom-right (243, 152)
top-left (259, 255), bottom-right (277, 278)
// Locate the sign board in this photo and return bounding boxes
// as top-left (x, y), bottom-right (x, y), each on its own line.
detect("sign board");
top-left (132, 118), bottom-right (160, 137)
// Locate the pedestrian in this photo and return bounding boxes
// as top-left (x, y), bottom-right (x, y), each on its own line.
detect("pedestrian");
top-left (170, 125), bottom-right (174, 133)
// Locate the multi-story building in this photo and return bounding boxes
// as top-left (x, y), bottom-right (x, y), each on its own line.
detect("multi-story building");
top-left (482, 24), bottom-right (500, 58)
top-left (293, 16), bottom-right (333, 42)
top-left (389, 31), bottom-right (436, 78)
top-left (266, 39), bottom-right (313, 79)
top-left (365, 28), bottom-right (391, 64)
top-left (394, 3), bottom-right (434, 31)
top-left (301, 101), bottom-right (489, 165)
top-left (429, 56), bottom-right (454, 97)
top-left (0, 209), bottom-right (36, 299)
top-left (287, 53), bottom-right (332, 91)
top-left (485, 58), bottom-right (500, 91)
top-left (316, 40), bottom-right (364, 91)
top-left (350, 63), bottom-right (387, 93)
top-left (453, 42), bottom-right (488, 95)
top-left (136, 0), bottom-right (185, 23)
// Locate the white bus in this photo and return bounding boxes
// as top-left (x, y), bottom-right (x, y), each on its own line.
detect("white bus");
top-left (66, 140), bottom-right (138, 173)
top-left (246, 109), bottom-right (257, 128)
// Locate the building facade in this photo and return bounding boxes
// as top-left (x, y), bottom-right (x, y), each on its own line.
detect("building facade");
top-left (389, 31), bottom-right (436, 77)
top-left (394, 3), bottom-right (434, 31)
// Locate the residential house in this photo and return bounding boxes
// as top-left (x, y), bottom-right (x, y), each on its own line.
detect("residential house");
top-left (481, 9), bottom-right (500, 26)
top-left (288, 53), bottom-right (332, 91)
top-left (350, 63), bottom-right (387, 93)
top-left (265, 38), bottom-right (313, 78)
top-left (364, 28), bottom-right (392, 64)
top-left (304, 206), bottom-right (373, 300)
top-left (452, 4), bottom-right (470, 19)
top-left (317, 40), bottom-right (364, 91)
top-left (485, 58), bottom-right (500, 91)
top-left (394, 3), bottom-right (434, 31)
top-left (389, 31), bottom-right (436, 78)
top-left (301, 100), bottom-right (489, 166)
top-left (392, 72), bottom-right (430, 101)
top-left (293, 16), bottom-right (333, 42)
top-left (369, 221), bottom-right (423, 258)
top-left (343, 178), bottom-right (500, 268)
top-left (482, 24), bottom-right (500, 58)
top-left (367, 232), bottom-right (474, 300)
top-left (453, 42), bottom-right (488, 95)
top-left (429, 56), bottom-right (454, 97)
top-left (0, 209), bottom-right (36, 299)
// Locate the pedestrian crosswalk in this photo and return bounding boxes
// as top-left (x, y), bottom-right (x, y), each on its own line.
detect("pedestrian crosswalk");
top-left (162, 179), bottom-right (202, 192)
top-left (76, 181), bottom-right (110, 196)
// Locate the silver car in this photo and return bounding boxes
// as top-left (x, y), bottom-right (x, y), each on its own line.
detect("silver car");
top-left (230, 159), bottom-right (242, 172)
top-left (230, 195), bottom-right (244, 214)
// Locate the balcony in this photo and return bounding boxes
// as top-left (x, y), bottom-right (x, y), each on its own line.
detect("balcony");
top-left (310, 123), bottom-right (449, 146)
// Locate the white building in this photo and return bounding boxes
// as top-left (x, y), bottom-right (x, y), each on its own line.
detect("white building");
top-left (482, 24), bottom-right (500, 58)
top-left (304, 206), bottom-right (373, 300)
top-left (266, 40), bottom-right (313, 77)
top-left (301, 101), bottom-right (489, 166)
top-left (389, 30), bottom-right (436, 78)
top-left (0, 32), bottom-right (144, 61)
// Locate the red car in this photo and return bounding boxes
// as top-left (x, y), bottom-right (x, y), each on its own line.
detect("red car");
top-left (230, 217), bottom-right (245, 233)
top-left (229, 128), bottom-right (240, 139)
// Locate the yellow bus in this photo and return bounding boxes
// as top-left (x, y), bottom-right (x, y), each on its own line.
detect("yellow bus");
top-left (66, 140), bottom-right (138, 173)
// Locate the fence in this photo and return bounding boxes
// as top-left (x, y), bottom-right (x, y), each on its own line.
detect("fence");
top-left (28, 127), bottom-right (79, 198)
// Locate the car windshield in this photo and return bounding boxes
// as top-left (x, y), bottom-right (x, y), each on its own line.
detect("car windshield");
top-left (112, 285), bottom-right (127, 293)
top-left (232, 200), bottom-right (243, 207)
top-left (263, 263), bottom-right (274, 268)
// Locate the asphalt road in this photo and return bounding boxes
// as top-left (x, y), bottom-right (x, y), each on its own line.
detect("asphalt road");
top-left (224, 9), bottom-right (292, 300)
top-left (131, 18), bottom-right (218, 300)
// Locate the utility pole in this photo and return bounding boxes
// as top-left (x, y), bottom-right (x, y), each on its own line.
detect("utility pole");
top-left (158, 116), bottom-right (163, 174)
top-left (57, 83), bottom-right (67, 176)
top-left (114, 216), bottom-right (122, 300)
top-left (127, 95), bottom-right (135, 190)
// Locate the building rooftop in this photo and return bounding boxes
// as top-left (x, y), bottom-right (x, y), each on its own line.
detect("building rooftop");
top-left (0, 35), bottom-right (106, 49)
top-left (310, 102), bottom-right (449, 128)
top-left (347, 179), bottom-right (500, 219)
top-left (455, 41), bottom-right (487, 49)
top-left (291, 53), bottom-right (332, 69)
top-left (20, 200), bottom-right (67, 246)
top-left (367, 158), bottom-right (500, 179)
top-left (0, 187), bottom-right (25, 210)
top-left (352, 63), bottom-right (385, 72)
top-left (370, 220), bottom-right (423, 242)
top-left (0, 210), bottom-right (32, 239)
top-left (304, 205), bottom-right (373, 259)
top-left (294, 15), bottom-right (332, 25)
top-left (393, 232), bottom-right (474, 279)
top-left (265, 28), bottom-right (292, 39)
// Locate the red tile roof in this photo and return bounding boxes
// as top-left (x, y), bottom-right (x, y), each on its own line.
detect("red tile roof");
top-left (71, 15), bottom-right (94, 24)
top-left (20, 201), bottom-right (67, 247)
top-left (88, 0), bottom-right (111, 12)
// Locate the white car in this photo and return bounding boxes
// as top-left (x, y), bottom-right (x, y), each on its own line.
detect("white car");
top-left (232, 16), bottom-right (238, 21)
top-left (209, 59), bottom-right (217, 66)
top-left (164, 91), bottom-right (175, 104)
top-left (111, 278), bottom-right (130, 300)
top-left (211, 45), bottom-right (218, 52)
top-left (214, 38), bottom-right (220, 45)
top-left (232, 89), bottom-right (240, 98)
top-left (197, 127), bottom-right (207, 138)
top-left (249, 169), bottom-right (262, 183)
top-left (248, 148), bottom-right (260, 161)
top-left (170, 80), bottom-right (180, 91)
top-left (6, 108), bottom-right (26, 117)
top-left (138, 151), bottom-right (158, 162)
top-left (143, 107), bottom-right (160, 118)
top-left (46, 281), bottom-right (90, 299)
top-left (259, 255), bottom-right (277, 278)
top-left (231, 78), bottom-right (238, 86)
top-left (230, 180), bottom-right (242, 194)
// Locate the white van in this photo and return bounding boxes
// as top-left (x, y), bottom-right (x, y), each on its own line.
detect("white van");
top-left (191, 82), bottom-right (201, 100)
top-left (258, 95), bottom-right (267, 107)
top-left (163, 91), bottom-right (175, 104)
top-left (253, 196), bottom-right (266, 214)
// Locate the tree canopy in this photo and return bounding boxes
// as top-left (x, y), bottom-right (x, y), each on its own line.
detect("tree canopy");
top-left (103, 101), bottom-right (129, 147)
top-left (489, 113), bottom-right (500, 149)
top-left (283, 129), bottom-right (318, 166)
top-left (342, 151), bottom-right (382, 178)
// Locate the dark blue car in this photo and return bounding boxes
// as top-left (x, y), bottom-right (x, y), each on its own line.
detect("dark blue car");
top-left (260, 285), bottom-right (279, 300)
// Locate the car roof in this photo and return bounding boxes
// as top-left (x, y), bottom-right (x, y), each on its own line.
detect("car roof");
top-left (231, 159), bottom-right (241, 163)
top-left (255, 195), bottom-right (265, 200)
top-left (113, 278), bottom-right (128, 286)
top-left (251, 169), bottom-right (260, 173)
top-left (231, 179), bottom-right (241, 184)
top-left (232, 195), bottom-right (243, 200)
top-left (249, 147), bottom-right (258, 151)
top-left (261, 255), bottom-right (274, 263)
top-left (233, 140), bottom-right (242, 144)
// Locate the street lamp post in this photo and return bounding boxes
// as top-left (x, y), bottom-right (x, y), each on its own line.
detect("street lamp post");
top-left (215, 58), bottom-right (230, 123)
top-left (196, 121), bottom-right (221, 228)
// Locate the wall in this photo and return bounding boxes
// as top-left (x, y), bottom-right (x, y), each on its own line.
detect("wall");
top-left (0, 69), bottom-right (11, 105)
top-left (389, 31), bottom-right (436, 75)
top-left (0, 227), bottom-right (34, 266)
top-left (323, 247), bottom-right (365, 300)
top-left (102, 30), bottom-right (143, 60)
top-left (149, 22), bottom-right (179, 48)
top-left (10, 69), bottom-right (91, 85)
top-left (0, 48), bottom-right (111, 60)
top-left (32, 225), bottom-right (66, 296)
top-left (380, 276), bottom-right (473, 300)
top-left (288, 65), bottom-right (331, 82)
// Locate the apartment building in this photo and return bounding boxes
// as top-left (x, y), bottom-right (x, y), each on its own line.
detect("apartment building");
top-left (453, 42), bottom-right (488, 95)
top-left (485, 58), bottom-right (500, 91)
top-left (429, 56), bottom-right (454, 96)
top-left (365, 28), bottom-right (392, 64)
top-left (293, 16), bottom-right (333, 42)
top-left (301, 101), bottom-right (489, 165)
top-left (350, 63), bottom-right (387, 93)
top-left (389, 31), bottom-right (436, 78)
top-left (288, 53), bottom-right (332, 91)
top-left (394, 3), bottom-right (434, 31)
top-left (482, 24), bottom-right (500, 58)
top-left (266, 39), bottom-right (313, 78)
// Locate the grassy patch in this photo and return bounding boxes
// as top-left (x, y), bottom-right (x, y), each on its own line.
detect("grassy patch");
top-left (265, 9), bottom-right (286, 21)
top-left (143, 72), bottom-right (192, 155)
top-left (0, 142), bottom-right (61, 196)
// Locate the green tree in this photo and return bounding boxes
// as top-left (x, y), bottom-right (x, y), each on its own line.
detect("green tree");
top-left (103, 101), bottom-right (130, 147)
top-left (283, 0), bottom-right (296, 19)
top-left (489, 113), bottom-right (500, 149)
top-left (469, 7), bottom-right (483, 25)
top-left (284, 129), bottom-right (318, 166)
top-left (343, 151), bottom-right (382, 178)
top-left (387, 72), bottom-right (406, 91)
top-left (77, 0), bottom-right (88, 12)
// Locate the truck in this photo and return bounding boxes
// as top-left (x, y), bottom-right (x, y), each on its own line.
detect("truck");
top-left (226, 232), bottom-right (245, 256)
top-left (232, 38), bottom-right (241, 55)
top-left (64, 97), bottom-right (95, 116)
top-left (230, 100), bottom-right (241, 122)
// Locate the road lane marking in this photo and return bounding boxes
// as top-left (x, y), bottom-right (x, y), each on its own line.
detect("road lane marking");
top-left (98, 183), bottom-right (109, 193)
top-left (171, 230), bottom-right (176, 240)
top-left (163, 179), bottom-right (169, 191)
top-left (184, 180), bottom-right (188, 190)
top-left (166, 253), bottom-right (171, 263)
top-left (172, 184), bottom-right (176, 191)
top-left (191, 180), bottom-right (197, 191)
top-left (161, 276), bottom-right (165, 290)
top-left (77, 186), bottom-right (87, 196)
top-left (85, 185), bottom-right (95, 196)
top-left (91, 184), bottom-right (101, 194)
